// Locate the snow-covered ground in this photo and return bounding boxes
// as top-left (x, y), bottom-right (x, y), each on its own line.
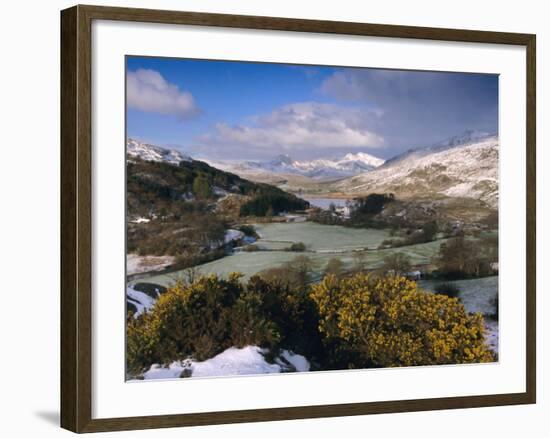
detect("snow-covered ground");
top-left (484, 319), bottom-right (499, 355)
top-left (126, 285), bottom-right (157, 318)
top-left (139, 346), bottom-right (310, 380)
top-left (224, 229), bottom-right (245, 244)
top-left (127, 254), bottom-right (175, 276)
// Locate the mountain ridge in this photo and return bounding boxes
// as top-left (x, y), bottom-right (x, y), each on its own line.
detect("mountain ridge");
top-left (126, 133), bottom-right (499, 208)
top-left (330, 134), bottom-right (499, 208)
top-left (382, 130), bottom-right (496, 169)
top-left (127, 138), bottom-right (191, 165)
top-left (223, 151), bottom-right (385, 180)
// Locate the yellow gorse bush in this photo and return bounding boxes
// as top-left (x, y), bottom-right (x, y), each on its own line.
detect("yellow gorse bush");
top-left (127, 271), bottom-right (494, 376)
top-left (127, 273), bottom-right (254, 374)
top-left (310, 273), bottom-right (494, 367)
top-left (126, 272), bottom-right (314, 375)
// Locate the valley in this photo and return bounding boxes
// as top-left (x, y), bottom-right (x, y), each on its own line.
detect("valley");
top-left (125, 134), bottom-right (500, 378)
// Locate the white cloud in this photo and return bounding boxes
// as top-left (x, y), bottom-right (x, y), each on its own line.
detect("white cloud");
top-left (127, 69), bottom-right (199, 119)
top-left (319, 69), bottom-right (499, 155)
top-left (200, 102), bottom-right (384, 152)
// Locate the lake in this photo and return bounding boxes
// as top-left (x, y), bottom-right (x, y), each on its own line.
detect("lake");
top-left (302, 197), bottom-right (349, 210)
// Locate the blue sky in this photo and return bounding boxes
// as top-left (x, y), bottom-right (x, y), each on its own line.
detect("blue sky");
top-left (126, 56), bottom-right (498, 161)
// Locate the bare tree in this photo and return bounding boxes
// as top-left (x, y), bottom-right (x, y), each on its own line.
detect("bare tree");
top-left (352, 251), bottom-right (368, 273)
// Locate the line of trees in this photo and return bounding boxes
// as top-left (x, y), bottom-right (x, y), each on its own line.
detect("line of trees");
top-left (239, 192), bottom-right (309, 217)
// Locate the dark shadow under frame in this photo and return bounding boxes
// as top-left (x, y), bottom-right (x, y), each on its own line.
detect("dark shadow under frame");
top-left (60, 4), bottom-right (536, 433)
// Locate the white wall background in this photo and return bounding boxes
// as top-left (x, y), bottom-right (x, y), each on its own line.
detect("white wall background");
top-left (0, 0), bottom-right (546, 436)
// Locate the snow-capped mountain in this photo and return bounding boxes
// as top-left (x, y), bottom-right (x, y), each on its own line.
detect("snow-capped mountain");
top-left (127, 138), bottom-right (191, 165)
top-left (332, 133), bottom-right (499, 208)
top-left (240, 151), bottom-right (385, 180)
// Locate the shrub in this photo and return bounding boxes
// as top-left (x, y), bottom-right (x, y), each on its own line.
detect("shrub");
top-left (127, 274), bottom-right (247, 374)
top-left (309, 208), bottom-right (344, 226)
top-left (421, 221), bottom-right (438, 242)
top-left (289, 242), bottom-right (306, 252)
top-left (434, 282), bottom-right (460, 299)
top-left (192, 175), bottom-right (213, 199)
top-left (226, 287), bottom-right (281, 349)
top-left (352, 251), bottom-right (368, 273)
top-left (126, 271), bottom-right (322, 376)
top-left (324, 258), bottom-right (344, 278)
top-left (246, 276), bottom-right (323, 359)
top-left (382, 253), bottom-right (412, 276)
top-left (310, 274), bottom-right (494, 368)
top-left (258, 256), bottom-right (315, 289)
top-left (239, 193), bottom-right (309, 217)
top-left (435, 236), bottom-right (495, 278)
top-left (174, 249), bottom-right (225, 269)
top-left (237, 224), bottom-right (258, 238)
top-left (351, 193), bottom-right (395, 216)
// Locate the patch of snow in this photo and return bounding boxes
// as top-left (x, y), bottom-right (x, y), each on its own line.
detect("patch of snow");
top-left (280, 350), bottom-right (310, 372)
top-left (213, 186), bottom-right (229, 198)
top-left (191, 347), bottom-right (282, 377)
top-left (284, 214), bottom-right (307, 223)
top-left (126, 254), bottom-right (175, 276)
top-left (130, 217), bottom-right (150, 224)
top-left (242, 235), bottom-right (257, 245)
top-left (224, 229), bottom-right (245, 244)
top-left (181, 192), bottom-right (195, 201)
top-left (141, 363), bottom-right (186, 380)
top-left (339, 152), bottom-right (385, 168)
top-left (143, 346), bottom-right (282, 380)
top-left (140, 346), bottom-right (311, 380)
top-left (127, 285), bottom-right (156, 318)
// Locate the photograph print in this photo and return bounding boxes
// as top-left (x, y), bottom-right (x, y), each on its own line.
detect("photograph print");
top-left (125, 56), bottom-right (499, 381)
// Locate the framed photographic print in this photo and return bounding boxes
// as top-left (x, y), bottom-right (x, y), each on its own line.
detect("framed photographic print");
top-left (60, 4), bottom-right (536, 433)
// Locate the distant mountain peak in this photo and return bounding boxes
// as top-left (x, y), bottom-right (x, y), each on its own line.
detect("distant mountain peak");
top-left (270, 154), bottom-right (294, 166)
top-left (235, 151), bottom-right (385, 180)
top-left (340, 152), bottom-right (385, 168)
top-left (127, 138), bottom-right (191, 165)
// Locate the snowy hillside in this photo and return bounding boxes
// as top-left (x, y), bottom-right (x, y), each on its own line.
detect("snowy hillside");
top-left (127, 138), bottom-right (191, 165)
top-left (382, 130), bottom-right (495, 168)
top-left (333, 135), bottom-right (499, 208)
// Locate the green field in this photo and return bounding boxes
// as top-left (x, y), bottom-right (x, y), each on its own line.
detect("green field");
top-left (137, 221), bottom-right (449, 286)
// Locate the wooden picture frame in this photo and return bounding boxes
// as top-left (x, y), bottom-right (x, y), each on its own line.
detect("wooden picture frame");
top-left (61, 4), bottom-right (536, 433)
